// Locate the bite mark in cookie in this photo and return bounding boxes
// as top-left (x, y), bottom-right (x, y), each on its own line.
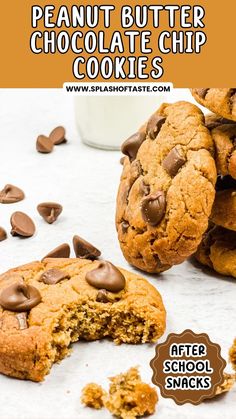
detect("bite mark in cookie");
top-left (0, 258), bottom-right (166, 381)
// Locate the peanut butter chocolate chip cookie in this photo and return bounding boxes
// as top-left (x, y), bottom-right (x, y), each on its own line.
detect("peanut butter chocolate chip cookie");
top-left (210, 123), bottom-right (236, 179)
top-left (116, 101), bottom-right (216, 273)
top-left (195, 224), bottom-right (236, 278)
top-left (0, 258), bottom-right (166, 381)
top-left (211, 189), bottom-right (236, 231)
top-left (191, 88), bottom-right (236, 121)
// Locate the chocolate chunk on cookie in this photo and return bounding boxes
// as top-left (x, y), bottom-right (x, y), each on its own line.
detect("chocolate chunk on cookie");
top-left (0, 258), bottom-right (166, 381)
top-left (195, 224), bottom-right (236, 278)
top-left (191, 88), bottom-right (236, 121)
top-left (116, 101), bottom-right (216, 273)
top-left (205, 113), bottom-right (234, 130)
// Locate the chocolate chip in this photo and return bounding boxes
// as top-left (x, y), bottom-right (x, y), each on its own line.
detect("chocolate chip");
top-left (49, 126), bottom-right (67, 145)
top-left (0, 282), bottom-right (41, 312)
top-left (36, 135), bottom-right (54, 153)
top-left (96, 289), bottom-right (110, 303)
top-left (10, 211), bottom-right (36, 238)
top-left (121, 131), bottom-right (146, 161)
top-left (73, 235), bottom-right (101, 260)
top-left (37, 202), bottom-right (63, 224)
top-left (121, 221), bottom-right (129, 234)
top-left (39, 268), bottom-right (69, 285)
top-left (162, 147), bottom-right (186, 177)
top-left (16, 312), bottom-right (28, 330)
top-left (42, 243), bottom-right (70, 259)
top-left (146, 115), bottom-right (166, 139)
top-left (85, 261), bottom-right (126, 293)
top-left (194, 88), bottom-right (209, 99)
top-left (141, 191), bottom-right (166, 226)
top-left (0, 184), bottom-right (25, 204)
top-left (120, 156), bottom-right (125, 165)
top-left (0, 227), bottom-right (7, 242)
top-left (139, 180), bottom-right (150, 196)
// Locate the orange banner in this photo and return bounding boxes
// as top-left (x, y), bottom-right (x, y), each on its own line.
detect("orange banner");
top-left (0, 0), bottom-right (235, 87)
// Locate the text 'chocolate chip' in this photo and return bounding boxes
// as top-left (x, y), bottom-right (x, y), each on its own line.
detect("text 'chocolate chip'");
top-left (141, 191), bottom-right (166, 226)
top-left (121, 131), bottom-right (146, 161)
top-left (10, 211), bottom-right (36, 238)
top-left (40, 268), bottom-right (70, 285)
top-left (0, 184), bottom-right (25, 204)
top-left (85, 261), bottom-right (126, 293)
top-left (36, 135), bottom-right (54, 153)
top-left (42, 243), bottom-right (70, 259)
top-left (73, 235), bottom-right (101, 260)
top-left (37, 202), bottom-right (63, 224)
top-left (0, 282), bottom-right (41, 312)
top-left (162, 147), bottom-right (186, 177)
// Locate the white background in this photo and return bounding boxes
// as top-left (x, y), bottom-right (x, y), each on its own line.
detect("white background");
top-left (0, 89), bottom-right (235, 419)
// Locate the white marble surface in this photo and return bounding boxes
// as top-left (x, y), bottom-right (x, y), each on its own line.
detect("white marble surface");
top-left (0, 89), bottom-right (235, 419)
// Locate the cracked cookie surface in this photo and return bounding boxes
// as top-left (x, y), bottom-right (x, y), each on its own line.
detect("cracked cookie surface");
top-left (0, 258), bottom-right (166, 381)
top-left (191, 88), bottom-right (236, 121)
top-left (116, 101), bottom-right (216, 273)
top-left (195, 224), bottom-right (236, 278)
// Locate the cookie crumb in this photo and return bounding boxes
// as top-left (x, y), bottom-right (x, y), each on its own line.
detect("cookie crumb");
top-left (81, 367), bottom-right (158, 419)
top-left (214, 373), bottom-right (235, 396)
top-left (81, 383), bottom-right (105, 409)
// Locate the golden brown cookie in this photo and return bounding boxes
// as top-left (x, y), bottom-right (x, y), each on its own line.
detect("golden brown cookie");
top-left (211, 189), bottom-right (236, 231)
top-left (210, 124), bottom-right (236, 179)
top-left (191, 88), bottom-right (236, 121)
top-left (116, 101), bottom-right (216, 273)
top-left (0, 258), bottom-right (166, 381)
top-left (195, 224), bottom-right (236, 277)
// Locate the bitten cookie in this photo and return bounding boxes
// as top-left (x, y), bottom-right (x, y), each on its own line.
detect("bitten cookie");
top-left (0, 258), bottom-right (166, 381)
top-left (195, 224), bottom-right (236, 277)
top-left (211, 189), bottom-right (236, 231)
top-left (191, 88), bottom-right (236, 121)
top-left (116, 101), bottom-right (216, 273)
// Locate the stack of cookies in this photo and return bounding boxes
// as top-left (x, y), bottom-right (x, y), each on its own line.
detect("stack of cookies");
top-left (192, 88), bottom-right (236, 278)
top-left (117, 88), bottom-right (236, 279)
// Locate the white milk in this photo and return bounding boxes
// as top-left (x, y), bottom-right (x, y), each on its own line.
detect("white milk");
top-left (74, 96), bottom-right (166, 150)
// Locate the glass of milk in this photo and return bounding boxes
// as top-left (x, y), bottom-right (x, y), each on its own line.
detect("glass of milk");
top-left (74, 96), bottom-right (166, 150)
